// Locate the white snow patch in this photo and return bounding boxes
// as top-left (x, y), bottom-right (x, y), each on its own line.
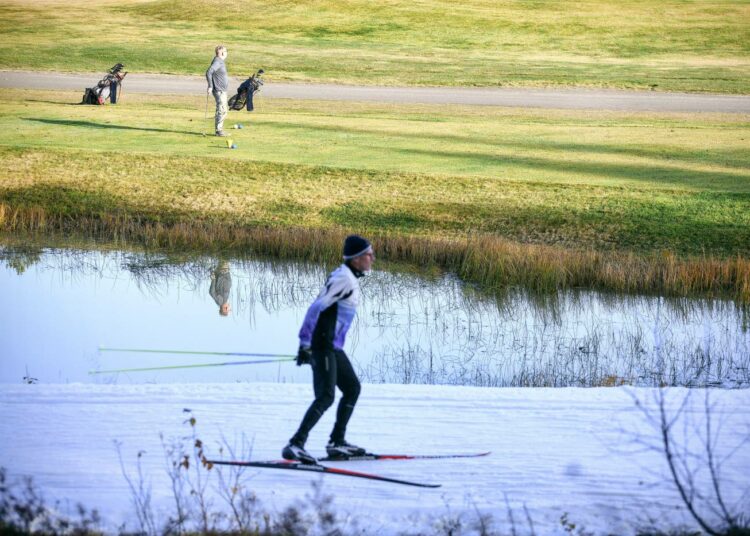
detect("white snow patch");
top-left (1, 383), bottom-right (748, 535)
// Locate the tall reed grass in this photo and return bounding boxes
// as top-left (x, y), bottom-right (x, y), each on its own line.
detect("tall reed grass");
top-left (2, 203), bottom-right (748, 302)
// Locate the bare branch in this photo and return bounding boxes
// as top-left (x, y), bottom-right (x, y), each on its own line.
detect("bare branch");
top-left (703, 390), bottom-right (736, 529)
top-left (656, 389), bottom-right (720, 536)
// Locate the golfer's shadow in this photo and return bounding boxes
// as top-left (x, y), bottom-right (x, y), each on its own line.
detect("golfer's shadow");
top-left (26, 118), bottom-right (204, 137)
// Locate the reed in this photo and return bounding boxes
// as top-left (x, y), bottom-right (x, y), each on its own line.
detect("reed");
top-left (3, 203), bottom-right (748, 302)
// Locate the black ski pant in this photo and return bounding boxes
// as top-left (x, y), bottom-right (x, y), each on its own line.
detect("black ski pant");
top-left (291, 348), bottom-right (361, 447)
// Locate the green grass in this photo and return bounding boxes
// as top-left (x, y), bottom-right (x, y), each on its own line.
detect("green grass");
top-left (1, 88), bottom-right (748, 259)
top-left (0, 0), bottom-right (748, 92)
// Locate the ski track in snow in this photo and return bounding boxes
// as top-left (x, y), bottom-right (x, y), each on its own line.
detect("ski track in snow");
top-left (1, 383), bottom-right (748, 535)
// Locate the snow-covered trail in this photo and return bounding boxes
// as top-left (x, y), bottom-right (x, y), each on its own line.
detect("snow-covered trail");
top-left (1, 383), bottom-right (748, 534)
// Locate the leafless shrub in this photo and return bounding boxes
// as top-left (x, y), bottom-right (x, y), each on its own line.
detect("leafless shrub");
top-left (630, 389), bottom-right (750, 536)
top-left (212, 435), bottom-right (260, 533)
top-left (271, 505), bottom-right (308, 536)
top-left (118, 411), bottom-right (355, 535)
top-left (560, 512), bottom-right (594, 536)
top-left (160, 410), bottom-right (218, 533)
top-left (115, 440), bottom-right (157, 535)
top-left (0, 467), bottom-right (101, 535)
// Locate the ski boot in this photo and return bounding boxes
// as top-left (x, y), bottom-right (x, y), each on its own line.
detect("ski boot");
top-left (325, 439), bottom-right (367, 460)
top-left (282, 441), bottom-right (316, 465)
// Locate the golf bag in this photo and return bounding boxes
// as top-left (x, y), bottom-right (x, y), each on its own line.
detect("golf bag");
top-left (228, 69), bottom-right (264, 111)
top-left (82, 63), bottom-right (127, 105)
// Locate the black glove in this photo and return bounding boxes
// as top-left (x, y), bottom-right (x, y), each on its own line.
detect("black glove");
top-left (296, 346), bottom-right (312, 366)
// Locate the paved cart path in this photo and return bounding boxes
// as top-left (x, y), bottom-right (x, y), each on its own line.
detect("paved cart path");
top-left (2, 70), bottom-right (749, 113)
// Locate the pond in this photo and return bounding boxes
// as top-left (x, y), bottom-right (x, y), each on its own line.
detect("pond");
top-left (1, 245), bottom-right (748, 388)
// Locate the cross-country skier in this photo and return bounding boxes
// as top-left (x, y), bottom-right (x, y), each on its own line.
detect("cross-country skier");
top-left (282, 235), bottom-right (376, 464)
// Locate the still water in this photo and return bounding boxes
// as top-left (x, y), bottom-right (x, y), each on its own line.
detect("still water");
top-left (1, 246), bottom-right (748, 387)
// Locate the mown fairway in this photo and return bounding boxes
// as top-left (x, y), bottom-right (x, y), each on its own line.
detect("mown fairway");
top-left (1, 89), bottom-right (748, 259)
top-left (0, 0), bottom-right (748, 92)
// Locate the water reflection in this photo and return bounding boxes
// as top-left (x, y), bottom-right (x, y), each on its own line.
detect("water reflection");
top-left (1, 245), bottom-right (42, 275)
top-left (209, 260), bottom-right (232, 317)
top-left (1, 245), bottom-right (748, 388)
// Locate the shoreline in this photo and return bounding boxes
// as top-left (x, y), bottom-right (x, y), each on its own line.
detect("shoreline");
top-left (2, 207), bottom-right (748, 303)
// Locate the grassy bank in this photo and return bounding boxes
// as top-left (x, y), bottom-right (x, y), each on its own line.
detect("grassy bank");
top-left (4, 213), bottom-right (750, 302)
top-left (1, 89), bottom-right (748, 300)
top-left (0, 0), bottom-right (748, 93)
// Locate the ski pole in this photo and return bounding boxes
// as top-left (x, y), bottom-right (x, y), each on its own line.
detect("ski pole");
top-left (89, 357), bottom-right (295, 375)
top-left (99, 347), bottom-right (295, 358)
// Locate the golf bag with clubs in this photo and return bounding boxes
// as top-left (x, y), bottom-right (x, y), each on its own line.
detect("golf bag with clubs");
top-left (81, 63), bottom-right (127, 105)
top-left (228, 69), bottom-right (264, 111)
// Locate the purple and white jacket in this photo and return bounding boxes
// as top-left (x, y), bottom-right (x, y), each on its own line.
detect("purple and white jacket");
top-left (298, 263), bottom-right (362, 352)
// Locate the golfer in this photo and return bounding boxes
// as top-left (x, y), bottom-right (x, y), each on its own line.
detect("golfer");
top-left (209, 260), bottom-right (231, 317)
top-left (206, 45), bottom-right (229, 137)
top-left (283, 235), bottom-right (376, 464)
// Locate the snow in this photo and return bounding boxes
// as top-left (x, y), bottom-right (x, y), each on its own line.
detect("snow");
top-left (1, 382), bottom-right (748, 535)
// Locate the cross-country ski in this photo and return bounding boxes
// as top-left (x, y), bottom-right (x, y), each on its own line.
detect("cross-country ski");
top-left (207, 459), bottom-right (442, 488)
top-left (316, 450), bottom-right (491, 462)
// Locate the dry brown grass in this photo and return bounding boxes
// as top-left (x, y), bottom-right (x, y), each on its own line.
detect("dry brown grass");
top-left (3, 203), bottom-right (748, 302)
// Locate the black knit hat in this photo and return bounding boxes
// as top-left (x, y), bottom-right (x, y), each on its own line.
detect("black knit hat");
top-left (342, 235), bottom-right (372, 260)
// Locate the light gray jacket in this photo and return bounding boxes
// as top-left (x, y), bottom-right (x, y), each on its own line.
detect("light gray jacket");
top-left (206, 57), bottom-right (228, 93)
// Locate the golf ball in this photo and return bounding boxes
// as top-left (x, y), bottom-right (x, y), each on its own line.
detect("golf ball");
top-left (238, 124), bottom-right (243, 129)
top-left (231, 144), bottom-right (237, 149)
top-left (233, 124), bottom-right (238, 129)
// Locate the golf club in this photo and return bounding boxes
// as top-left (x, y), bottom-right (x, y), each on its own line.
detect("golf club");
top-left (202, 92), bottom-right (209, 136)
